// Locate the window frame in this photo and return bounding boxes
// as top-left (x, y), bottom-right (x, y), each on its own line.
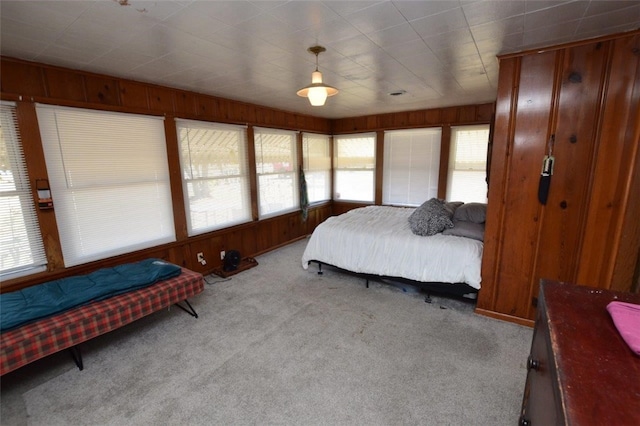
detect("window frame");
top-left (446, 124), bottom-right (490, 203)
top-left (333, 132), bottom-right (376, 203)
top-left (302, 132), bottom-right (332, 204)
top-left (0, 101), bottom-right (47, 280)
top-left (254, 127), bottom-right (299, 219)
top-left (176, 119), bottom-right (252, 235)
top-left (382, 127), bottom-right (442, 207)
top-left (36, 104), bottom-right (176, 267)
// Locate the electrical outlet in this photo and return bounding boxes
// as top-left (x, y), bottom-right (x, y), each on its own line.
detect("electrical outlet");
top-left (197, 252), bottom-right (204, 262)
top-left (220, 250), bottom-right (225, 260)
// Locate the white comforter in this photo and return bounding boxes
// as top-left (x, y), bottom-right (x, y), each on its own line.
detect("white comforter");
top-left (301, 206), bottom-right (483, 289)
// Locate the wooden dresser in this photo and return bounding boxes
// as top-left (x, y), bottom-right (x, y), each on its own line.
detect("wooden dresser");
top-left (520, 280), bottom-right (640, 425)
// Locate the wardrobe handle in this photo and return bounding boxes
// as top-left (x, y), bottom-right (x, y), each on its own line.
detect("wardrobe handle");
top-left (527, 355), bottom-right (540, 371)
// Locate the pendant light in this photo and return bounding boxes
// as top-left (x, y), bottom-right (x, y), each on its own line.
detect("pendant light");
top-left (297, 45), bottom-right (338, 106)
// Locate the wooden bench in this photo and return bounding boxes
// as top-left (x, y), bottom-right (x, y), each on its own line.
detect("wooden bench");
top-left (1, 267), bottom-right (204, 375)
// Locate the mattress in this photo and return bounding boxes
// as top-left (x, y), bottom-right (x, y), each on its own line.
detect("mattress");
top-left (1, 259), bottom-right (182, 332)
top-left (301, 206), bottom-right (483, 289)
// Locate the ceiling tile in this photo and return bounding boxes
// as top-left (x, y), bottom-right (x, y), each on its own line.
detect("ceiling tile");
top-left (267, 1), bottom-right (342, 31)
top-left (461, 1), bottom-right (525, 26)
top-left (523, 1), bottom-right (589, 32)
top-left (366, 22), bottom-right (421, 48)
top-left (343, 1), bottom-right (408, 34)
top-left (392, 0), bottom-right (461, 21)
top-left (410, 7), bottom-right (469, 38)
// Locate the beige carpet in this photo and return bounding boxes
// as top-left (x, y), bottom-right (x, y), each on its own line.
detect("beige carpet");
top-left (1, 238), bottom-right (532, 425)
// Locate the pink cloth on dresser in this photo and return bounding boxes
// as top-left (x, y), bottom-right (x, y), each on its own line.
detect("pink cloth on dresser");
top-left (607, 301), bottom-right (640, 356)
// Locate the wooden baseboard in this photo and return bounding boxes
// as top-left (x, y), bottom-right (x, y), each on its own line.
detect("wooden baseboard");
top-left (212, 257), bottom-right (258, 278)
top-left (474, 308), bottom-right (535, 327)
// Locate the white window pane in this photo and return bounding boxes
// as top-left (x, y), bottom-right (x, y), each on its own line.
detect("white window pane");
top-left (185, 177), bottom-right (251, 232)
top-left (0, 102), bottom-right (47, 280)
top-left (177, 120), bottom-right (251, 235)
top-left (447, 125), bottom-right (489, 203)
top-left (383, 128), bottom-right (441, 206)
top-left (305, 170), bottom-right (331, 203)
top-left (448, 171), bottom-right (488, 203)
top-left (334, 170), bottom-right (374, 202)
top-left (255, 128), bottom-right (298, 218)
top-left (37, 105), bottom-right (175, 267)
top-left (258, 172), bottom-right (298, 217)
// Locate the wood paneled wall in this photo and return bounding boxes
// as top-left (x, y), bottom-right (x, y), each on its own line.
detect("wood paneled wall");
top-left (476, 30), bottom-right (640, 326)
top-left (0, 56), bottom-right (492, 293)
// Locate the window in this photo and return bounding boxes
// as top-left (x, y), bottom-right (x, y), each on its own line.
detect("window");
top-left (37, 105), bottom-right (175, 267)
top-left (447, 125), bottom-right (490, 203)
top-left (177, 120), bottom-right (251, 235)
top-left (334, 133), bottom-right (376, 202)
top-left (302, 133), bottom-right (331, 204)
top-left (0, 102), bottom-right (47, 280)
top-left (383, 128), bottom-right (441, 206)
top-left (254, 127), bottom-right (298, 219)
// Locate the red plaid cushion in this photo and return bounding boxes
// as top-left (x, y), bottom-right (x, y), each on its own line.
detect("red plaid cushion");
top-left (1, 268), bottom-right (204, 375)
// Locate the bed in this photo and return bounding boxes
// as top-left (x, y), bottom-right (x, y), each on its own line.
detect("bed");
top-left (301, 202), bottom-right (485, 299)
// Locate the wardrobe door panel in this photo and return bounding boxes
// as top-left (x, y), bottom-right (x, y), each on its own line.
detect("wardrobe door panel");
top-left (528, 42), bottom-right (609, 317)
top-left (494, 52), bottom-right (557, 318)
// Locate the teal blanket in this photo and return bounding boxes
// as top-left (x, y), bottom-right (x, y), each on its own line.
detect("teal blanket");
top-left (1, 259), bottom-right (181, 332)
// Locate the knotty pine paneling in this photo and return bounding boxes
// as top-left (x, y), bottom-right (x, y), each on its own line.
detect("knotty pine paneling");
top-left (84, 75), bottom-right (120, 105)
top-left (576, 33), bottom-right (640, 290)
top-left (119, 80), bottom-right (150, 110)
top-left (331, 102), bottom-right (494, 134)
top-left (0, 60), bottom-right (46, 97)
top-left (44, 68), bottom-right (86, 102)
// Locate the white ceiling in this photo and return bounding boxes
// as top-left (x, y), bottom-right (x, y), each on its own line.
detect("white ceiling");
top-left (1, 1), bottom-right (639, 119)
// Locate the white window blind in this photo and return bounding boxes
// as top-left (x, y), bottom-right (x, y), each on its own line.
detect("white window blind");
top-left (447, 125), bottom-right (489, 203)
top-left (177, 120), bottom-right (251, 235)
top-left (0, 102), bottom-right (47, 280)
top-left (383, 128), bottom-right (441, 206)
top-left (302, 133), bottom-right (331, 203)
top-left (334, 133), bottom-right (375, 202)
top-left (254, 127), bottom-right (299, 219)
top-left (36, 105), bottom-right (175, 267)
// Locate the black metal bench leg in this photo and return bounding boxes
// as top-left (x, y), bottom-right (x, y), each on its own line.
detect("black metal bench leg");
top-left (174, 299), bottom-right (198, 318)
top-left (69, 345), bottom-right (83, 371)
top-left (317, 262), bottom-right (323, 275)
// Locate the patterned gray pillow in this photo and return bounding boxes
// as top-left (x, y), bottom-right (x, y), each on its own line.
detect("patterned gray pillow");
top-left (408, 198), bottom-right (454, 236)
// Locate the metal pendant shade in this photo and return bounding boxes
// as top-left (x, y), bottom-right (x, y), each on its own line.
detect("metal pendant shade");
top-left (297, 46), bottom-right (338, 106)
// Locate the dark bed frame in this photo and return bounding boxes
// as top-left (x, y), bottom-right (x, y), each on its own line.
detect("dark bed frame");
top-left (308, 260), bottom-right (478, 304)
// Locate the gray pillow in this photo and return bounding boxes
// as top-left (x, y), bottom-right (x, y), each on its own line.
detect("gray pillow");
top-left (445, 201), bottom-right (464, 215)
top-left (453, 202), bottom-right (487, 224)
top-left (408, 198), bottom-right (454, 236)
top-left (442, 220), bottom-right (485, 241)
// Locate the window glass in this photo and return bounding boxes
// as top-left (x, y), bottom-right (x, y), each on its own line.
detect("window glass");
top-left (334, 133), bottom-right (376, 202)
top-left (254, 127), bottom-right (299, 218)
top-left (177, 120), bottom-right (251, 235)
top-left (0, 102), bottom-right (47, 279)
top-left (383, 128), bottom-right (441, 206)
top-left (302, 133), bottom-right (331, 203)
top-left (447, 125), bottom-right (490, 203)
top-left (37, 105), bottom-right (175, 267)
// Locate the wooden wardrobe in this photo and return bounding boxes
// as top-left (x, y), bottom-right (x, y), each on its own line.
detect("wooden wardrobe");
top-left (476, 30), bottom-right (640, 326)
